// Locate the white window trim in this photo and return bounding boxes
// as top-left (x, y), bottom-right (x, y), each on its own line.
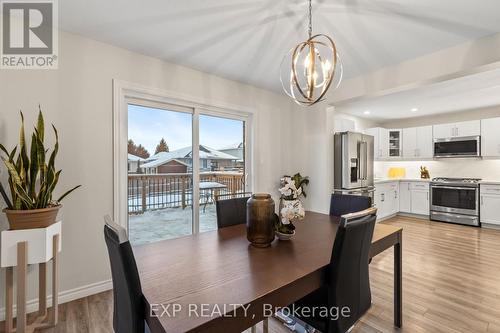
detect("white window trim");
top-left (112, 79), bottom-right (254, 233)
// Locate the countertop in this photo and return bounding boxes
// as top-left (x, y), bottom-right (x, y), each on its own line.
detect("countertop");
top-left (374, 178), bottom-right (431, 184)
top-left (479, 180), bottom-right (500, 186)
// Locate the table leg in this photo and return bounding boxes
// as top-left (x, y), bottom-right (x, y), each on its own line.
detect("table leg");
top-left (39, 263), bottom-right (47, 317)
top-left (394, 234), bottom-right (402, 328)
top-left (52, 234), bottom-right (59, 325)
top-left (17, 242), bottom-right (28, 333)
top-left (5, 267), bottom-right (13, 333)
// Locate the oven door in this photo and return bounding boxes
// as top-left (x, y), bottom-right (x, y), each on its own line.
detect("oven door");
top-left (430, 185), bottom-right (478, 215)
top-left (433, 136), bottom-right (480, 158)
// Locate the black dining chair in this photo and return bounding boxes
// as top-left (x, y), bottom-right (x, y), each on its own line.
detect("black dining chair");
top-left (290, 207), bottom-right (377, 333)
top-left (103, 216), bottom-right (150, 333)
top-left (329, 193), bottom-right (372, 217)
top-left (215, 192), bottom-right (252, 228)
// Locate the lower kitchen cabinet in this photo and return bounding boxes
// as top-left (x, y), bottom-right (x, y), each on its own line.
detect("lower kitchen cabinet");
top-left (411, 189), bottom-right (430, 215)
top-left (375, 181), bottom-right (429, 220)
top-left (399, 182), bottom-right (411, 213)
top-left (480, 185), bottom-right (500, 226)
top-left (374, 182), bottom-right (399, 220)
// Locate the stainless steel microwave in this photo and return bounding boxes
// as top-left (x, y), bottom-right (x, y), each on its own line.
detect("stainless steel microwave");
top-left (433, 136), bottom-right (481, 158)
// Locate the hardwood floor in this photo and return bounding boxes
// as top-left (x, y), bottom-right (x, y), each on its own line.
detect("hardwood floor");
top-left (3, 216), bottom-right (500, 333)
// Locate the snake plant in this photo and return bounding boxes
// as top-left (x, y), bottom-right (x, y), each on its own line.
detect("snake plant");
top-left (0, 108), bottom-right (81, 210)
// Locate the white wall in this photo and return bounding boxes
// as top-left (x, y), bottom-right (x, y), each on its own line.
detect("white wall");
top-left (290, 107), bottom-right (377, 214)
top-left (0, 31), bottom-right (296, 312)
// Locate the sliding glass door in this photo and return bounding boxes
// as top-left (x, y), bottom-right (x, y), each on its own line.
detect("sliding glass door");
top-left (127, 104), bottom-right (193, 245)
top-left (126, 103), bottom-right (249, 245)
top-left (198, 114), bottom-right (246, 232)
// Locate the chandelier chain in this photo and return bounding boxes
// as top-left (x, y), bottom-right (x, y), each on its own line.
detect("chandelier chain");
top-left (308, 0), bottom-right (312, 39)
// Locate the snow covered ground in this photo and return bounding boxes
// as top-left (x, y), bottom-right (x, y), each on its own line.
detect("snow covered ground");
top-left (128, 205), bottom-right (217, 245)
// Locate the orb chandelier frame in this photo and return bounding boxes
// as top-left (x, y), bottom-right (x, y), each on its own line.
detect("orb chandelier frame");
top-left (280, 0), bottom-right (342, 106)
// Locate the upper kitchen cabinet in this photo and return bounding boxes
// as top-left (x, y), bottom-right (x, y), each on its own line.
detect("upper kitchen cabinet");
top-left (402, 126), bottom-right (433, 158)
top-left (388, 129), bottom-right (403, 158)
top-left (433, 120), bottom-right (480, 139)
top-left (365, 127), bottom-right (389, 160)
top-left (481, 117), bottom-right (500, 157)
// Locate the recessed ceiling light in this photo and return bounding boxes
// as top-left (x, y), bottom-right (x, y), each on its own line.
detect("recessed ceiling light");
top-left (411, 108), bottom-right (418, 112)
top-left (363, 110), bottom-right (371, 115)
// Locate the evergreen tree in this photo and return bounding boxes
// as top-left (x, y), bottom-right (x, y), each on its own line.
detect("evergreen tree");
top-left (155, 138), bottom-right (170, 154)
top-left (128, 139), bottom-right (150, 159)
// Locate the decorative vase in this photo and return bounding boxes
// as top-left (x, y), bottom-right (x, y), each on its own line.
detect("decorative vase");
top-left (276, 230), bottom-right (295, 241)
top-left (3, 205), bottom-right (61, 230)
top-left (246, 193), bottom-right (275, 248)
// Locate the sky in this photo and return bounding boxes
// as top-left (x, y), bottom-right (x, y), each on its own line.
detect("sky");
top-left (128, 104), bottom-right (244, 155)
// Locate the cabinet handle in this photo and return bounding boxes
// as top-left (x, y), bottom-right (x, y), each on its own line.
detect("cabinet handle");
top-left (395, 191), bottom-right (397, 199)
top-left (381, 193), bottom-right (385, 202)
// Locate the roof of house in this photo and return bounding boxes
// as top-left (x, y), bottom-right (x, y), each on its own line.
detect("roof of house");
top-left (128, 153), bottom-right (146, 161)
top-left (140, 145), bottom-right (236, 168)
top-left (218, 142), bottom-right (244, 150)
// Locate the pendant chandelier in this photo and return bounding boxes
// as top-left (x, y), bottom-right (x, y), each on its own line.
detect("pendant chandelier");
top-left (280, 0), bottom-right (343, 106)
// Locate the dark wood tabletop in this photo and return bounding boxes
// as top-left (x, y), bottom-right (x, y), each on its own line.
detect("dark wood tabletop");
top-left (134, 211), bottom-right (403, 333)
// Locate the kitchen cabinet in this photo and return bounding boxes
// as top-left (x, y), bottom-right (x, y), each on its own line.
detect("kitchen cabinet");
top-left (374, 182), bottom-right (399, 220)
top-left (402, 126), bottom-right (433, 158)
top-left (433, 120), bottom-right (480, 139)
top-left (481, 117), bottom-right (500, 157)
top-left (399, 182), bottom-right (411, 213)
top-left (395, 181), bottom-right (429, 215)
top-left (388, 129), bottom-right (402, 158)
top-left (480, 185), bottom-right (500, 225)
top-left (410, 182), bottom-right (430, 215)
top-left (365, 127), bottom-right (388, 160)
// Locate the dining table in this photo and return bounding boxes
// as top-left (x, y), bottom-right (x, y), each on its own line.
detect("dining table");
top-left (134, 211), bottom-right (403, 333)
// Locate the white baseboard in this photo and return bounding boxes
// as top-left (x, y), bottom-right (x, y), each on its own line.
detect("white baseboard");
top-left (0, 279), bottom-right (112, 321)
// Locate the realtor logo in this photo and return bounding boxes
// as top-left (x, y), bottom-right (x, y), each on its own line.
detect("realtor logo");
top-left (1, 0), bottom-right (58, 69)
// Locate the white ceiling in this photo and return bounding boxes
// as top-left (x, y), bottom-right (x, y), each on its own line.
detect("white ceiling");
top-left (335, 67), bottom-right (500, 120)
top-left (60, 0), bottom-right (500, 92)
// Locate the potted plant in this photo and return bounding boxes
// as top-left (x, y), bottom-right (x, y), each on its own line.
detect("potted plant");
top-left (275, 173), bottom-right (309, 240)
top-left (0, 108), bottom-right (81, 230)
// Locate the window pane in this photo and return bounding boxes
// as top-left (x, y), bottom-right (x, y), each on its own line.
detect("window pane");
top-left (199, 114), bottom-right (246, 233)
top-left (127, 104), bottom-right (192, 245)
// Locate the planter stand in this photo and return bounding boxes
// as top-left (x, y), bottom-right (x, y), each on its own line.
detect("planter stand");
top-left (1, 221), bottom-right (61, 333)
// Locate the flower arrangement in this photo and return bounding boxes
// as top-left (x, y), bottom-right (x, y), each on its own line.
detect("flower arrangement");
top-left (276, 173), bottom-right (309, 236)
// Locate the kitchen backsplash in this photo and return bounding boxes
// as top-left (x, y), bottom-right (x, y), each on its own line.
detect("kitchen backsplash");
top-left (374, 159), bottom-right (500, 180)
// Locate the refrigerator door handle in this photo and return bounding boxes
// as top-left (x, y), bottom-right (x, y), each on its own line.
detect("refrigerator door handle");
top-left (358, 141), bottom-right (367, 180)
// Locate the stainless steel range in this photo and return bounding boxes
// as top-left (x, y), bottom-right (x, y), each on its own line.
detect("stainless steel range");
top-left (430, 177), bottom-right (480, 226)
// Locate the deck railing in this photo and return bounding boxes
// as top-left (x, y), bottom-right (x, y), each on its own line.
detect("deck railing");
top-left (128, 172), bottom-right (245, 214)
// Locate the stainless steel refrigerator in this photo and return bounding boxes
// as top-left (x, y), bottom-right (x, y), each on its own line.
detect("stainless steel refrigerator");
top-left (334, 131), bottom-right (374, 197)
